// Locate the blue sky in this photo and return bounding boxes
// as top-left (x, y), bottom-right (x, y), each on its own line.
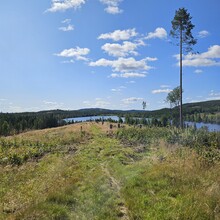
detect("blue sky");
top-left (0, 0), bottom-right (219, 112)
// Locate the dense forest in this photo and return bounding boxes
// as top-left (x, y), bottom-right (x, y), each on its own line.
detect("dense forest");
top-left (0, 100), bottom-right (219, 136)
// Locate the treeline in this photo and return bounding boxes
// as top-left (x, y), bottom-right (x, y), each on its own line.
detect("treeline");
top-left (124, 115), bottom-right (170, 127)
top-left (0, 100), bottom-right (219, 136)
top-left (0, 113), bottom-right (59, 136)
top-left (185, 113), bottom-right (220, 124)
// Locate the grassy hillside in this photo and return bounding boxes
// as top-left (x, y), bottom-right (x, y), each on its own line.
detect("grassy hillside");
top-left (0, 123), bottom-right (220, 219)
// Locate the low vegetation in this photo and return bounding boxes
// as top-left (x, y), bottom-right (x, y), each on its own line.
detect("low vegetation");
top-left (0, 122), bottom-right (219, 219)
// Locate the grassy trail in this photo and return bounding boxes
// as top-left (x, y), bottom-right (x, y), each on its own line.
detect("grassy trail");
top-left (1, 123), bottom-right (220, 219)
top-left (0, 123), bottom-right (135, 219)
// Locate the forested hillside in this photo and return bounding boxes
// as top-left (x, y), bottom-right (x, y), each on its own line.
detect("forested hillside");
top-left (0, 100), bottom-right (219, 136)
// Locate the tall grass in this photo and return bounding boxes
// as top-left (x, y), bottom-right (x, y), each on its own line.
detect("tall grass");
top-left (0, 123), bottom-right (219, 219)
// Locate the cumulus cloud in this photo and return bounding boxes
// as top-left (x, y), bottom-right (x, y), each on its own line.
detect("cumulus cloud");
top-left (59, 24), bottom-right (74, 31)
top-left (101, 41), bottom-right (139, 57)
top-left (182, 58), bottom-right (219, 67)
top-left (98, 29), bottom-right (137, 41)
top-left (105, 6), bottom-right (122, 14)
top-left (122, 97), bottom-right (143, 104)
top-left (46, 0), bottom-right (86, 12)
top-left (145, 27), bottom-right (167, 40)
top-left (90, 57), bottom-right (153, 72)
top-left (110, 73), bottom-right (146, 78)
top-left (152, 89), bottom-right (172, 94)
top-left (175, 45), bottom-right (220, 67)
top-left (55, 46), bottom-right (90, 61)
top-left (100, 0), bottom-right (123, 14)
top-left (198, 30), bottom-right (210, 38)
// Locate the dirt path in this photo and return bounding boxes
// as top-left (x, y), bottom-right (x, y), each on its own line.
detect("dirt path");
top-left (101, 163), bottom-right (130, 220)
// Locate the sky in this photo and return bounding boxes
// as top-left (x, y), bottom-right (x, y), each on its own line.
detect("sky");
top-left (0, 0), bottom-right (220, 112)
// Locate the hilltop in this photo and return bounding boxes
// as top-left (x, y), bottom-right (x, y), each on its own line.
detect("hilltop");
top-left (0, 122), bottom-right (220, 219)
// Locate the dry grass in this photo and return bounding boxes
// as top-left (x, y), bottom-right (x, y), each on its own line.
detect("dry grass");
top-left (0, 123), bottom-right (219, 219)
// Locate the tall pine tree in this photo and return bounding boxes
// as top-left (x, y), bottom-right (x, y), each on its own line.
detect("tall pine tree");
top-left (170, 8), bottom-right (197, 128)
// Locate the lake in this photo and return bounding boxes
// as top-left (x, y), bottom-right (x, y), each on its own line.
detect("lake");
top-left (65, 115), bottom-right (122, 123)
top-left (64, 116), bottom-right (220, 132)
top-left (184, 121), bottom-right (220, 132)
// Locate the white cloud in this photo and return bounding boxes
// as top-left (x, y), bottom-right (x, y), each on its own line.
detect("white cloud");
top-left (61, 59), bottom-right (75, 64)
top-left (43, 100), bottom-right (64, 109)
top-left (105, 6), bottom-right (122, 14)
top-left (100, 0), bottom-right (123, 14)
top-left (206, 96), bottom-right (220, 100)
top-left (110, 72), bottom-right (146, 78)
top-left (83, 98), bottom-right (110, 108)
top-left (198, 30), bottom-right (210, 38)
top-left (59, 24), bottom-right (74, 32)
top-left (55, 46), bottom-right (90, 61)
top-left (122, 97), bottom-right (143, 104)
top-left (194, 69), bottom-right (203, 74)
top-left (182, 58), bottom-right (219, 67)
top-left (62, 18), bottom-right (71, 23)
top-left (46, 0), bottom-right (86, 12)
top-left (111, 88), bottom-right (121, 92)
top-left (101, 41), bottom-right (139, 57)
top-left (209, 90), bottom-right (220, 97)
top-left (90, 58), bottom-right (112, 67)
top-left (98, 29), bottom-right (137, 41)
top-left (152, 89), bottom-right (172, 94)
top-left (200, 45), bottom-right (220, 58)
top-left (145, 57), bottom-right (158, 61)
top-left (175, 45), bottom-right (220, 67)
top-left (206, 91), bottom-right (220, 100)
top-left (90, 57), bottom-right (153, 72)
top-left (126, 80), bottom-right (136, 84)
top-left (145, 27), bottom-right (167, 40)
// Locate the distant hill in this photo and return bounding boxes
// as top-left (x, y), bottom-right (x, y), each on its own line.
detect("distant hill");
top-left (1, 100), bottom-right (219, 119)
top-left (0, 100), bottom-right (219, 136)
top-left (57, 99), bottom-right (220, 118)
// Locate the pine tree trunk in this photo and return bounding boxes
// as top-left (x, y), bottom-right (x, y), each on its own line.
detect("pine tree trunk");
top-left (180, 24), bottom-right (183, 129)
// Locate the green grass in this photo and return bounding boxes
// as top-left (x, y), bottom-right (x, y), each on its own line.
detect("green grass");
top-left (0, 122), bottom-right (220, 219)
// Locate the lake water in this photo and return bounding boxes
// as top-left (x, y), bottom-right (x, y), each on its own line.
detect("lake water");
top-left (64, 116), bottom-right (220, 132)
top-left (65, 115), bottom-right (121, 123)
top-left (184, 121), bottom-right (220, 132)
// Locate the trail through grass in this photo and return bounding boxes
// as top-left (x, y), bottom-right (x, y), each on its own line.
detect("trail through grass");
top-left (0, 122), bottom-right (220, 219)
